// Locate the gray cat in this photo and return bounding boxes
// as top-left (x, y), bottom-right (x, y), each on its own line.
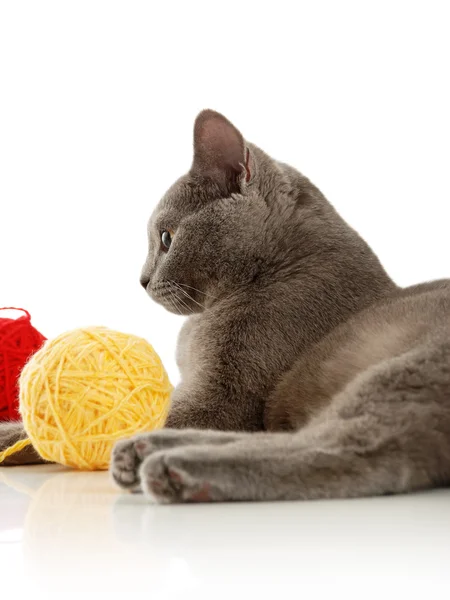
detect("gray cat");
top-left (3, 110), bottom-right (450, 503)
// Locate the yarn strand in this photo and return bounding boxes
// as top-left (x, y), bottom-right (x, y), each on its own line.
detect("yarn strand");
top-left (0, 438), bottom-right (32, 463)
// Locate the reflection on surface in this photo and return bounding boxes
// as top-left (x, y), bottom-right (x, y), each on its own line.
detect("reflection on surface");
top-left (0, 465), bottom-right (450, 598)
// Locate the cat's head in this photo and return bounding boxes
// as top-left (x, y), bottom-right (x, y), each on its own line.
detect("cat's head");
top-left (140, 110), bottom-right (321, 315)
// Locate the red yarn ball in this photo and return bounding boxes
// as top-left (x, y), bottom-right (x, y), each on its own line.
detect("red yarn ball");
top-left (0, 308), bottom-right (46, 421)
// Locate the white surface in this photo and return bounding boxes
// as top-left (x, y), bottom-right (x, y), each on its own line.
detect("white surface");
top-left (0, 465), bottom-right (449, 599)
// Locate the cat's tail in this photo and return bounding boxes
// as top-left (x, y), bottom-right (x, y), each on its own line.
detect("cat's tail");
top-left (0, 421), bottom-right (48, 466)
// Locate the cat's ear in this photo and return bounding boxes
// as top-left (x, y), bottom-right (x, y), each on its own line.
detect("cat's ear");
top-left (191, 109), bottom-right (251, 194)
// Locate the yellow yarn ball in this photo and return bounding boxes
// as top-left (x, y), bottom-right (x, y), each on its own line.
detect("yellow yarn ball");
top-left (18, 326), bottom-right (173, 470)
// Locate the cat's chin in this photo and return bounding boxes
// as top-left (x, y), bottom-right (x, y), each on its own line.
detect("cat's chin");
top-left (163, 302), bottom-right (195, 316)
top-left (149, 285), bottom-right (205, 315)
top-left (151, 295), bottom-right (196, 316)
top-left (148, 282), bottom-right (204, 316)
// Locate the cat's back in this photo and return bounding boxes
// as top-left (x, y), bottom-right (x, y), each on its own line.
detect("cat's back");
top-left (318, 278), bottom-right (450, 352)
top-left (381, 278), bottom-right (450, 329)
top-left (263, 278), bottom-right (450, 430)
top-left (293, 279), bottom-right (450, 404)
top-left (394, 278), bottom-right (450, 307)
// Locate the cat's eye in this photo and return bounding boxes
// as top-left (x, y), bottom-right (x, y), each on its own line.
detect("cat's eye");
top-left (161, 230), bottom-right (172, 251)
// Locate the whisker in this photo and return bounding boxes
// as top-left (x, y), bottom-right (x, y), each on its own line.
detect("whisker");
top-left (169, 280), bottom-right (205, 310)
top-left (173, 291), bottom-right (191, 313)
top-left (173, 279), bottom-right (238, 305)
top-left (168, 285), bottom-right (191, 313)
top-left (167, 290), bottom-right (182, 316)
top-left (174, 281), bottom-right (219, 301)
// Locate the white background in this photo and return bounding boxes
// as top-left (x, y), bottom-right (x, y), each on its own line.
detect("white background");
top-left (1, 1), bottom-right (449, 386)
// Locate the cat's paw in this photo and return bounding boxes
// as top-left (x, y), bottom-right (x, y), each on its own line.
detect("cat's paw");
top-left (110, 429), bottom-right (210, 490)
top-left (139, 446), bottom-right (216, 504)
top-left (111, 438), bottom-right (142, 490)
top-left (110, 432), bottom-right (165, 490)
top-left (111, 428), bottom-right (246, 491)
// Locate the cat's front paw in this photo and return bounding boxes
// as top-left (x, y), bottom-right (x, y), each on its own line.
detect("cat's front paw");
top-left (110, 429), bottom-right (210, 490)
top-left (139, 447), bottom-right (216, 504)
top-left (111, 433), bottom-right (165, 490)
top-left (111, 438), bottom-right (142, 490)
top-left (111, 429), bottom-right (247, 495)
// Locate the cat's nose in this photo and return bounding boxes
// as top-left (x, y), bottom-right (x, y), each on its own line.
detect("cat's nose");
top-left (140, 275), bottom-right (150, 290)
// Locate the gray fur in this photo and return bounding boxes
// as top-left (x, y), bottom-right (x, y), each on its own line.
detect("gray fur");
top-left (112, 110), bottom-right (450, 502)
top-left (0, 421), bottom-right (44, 465)
top-left (2, 110), bottom-right (450, 503)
